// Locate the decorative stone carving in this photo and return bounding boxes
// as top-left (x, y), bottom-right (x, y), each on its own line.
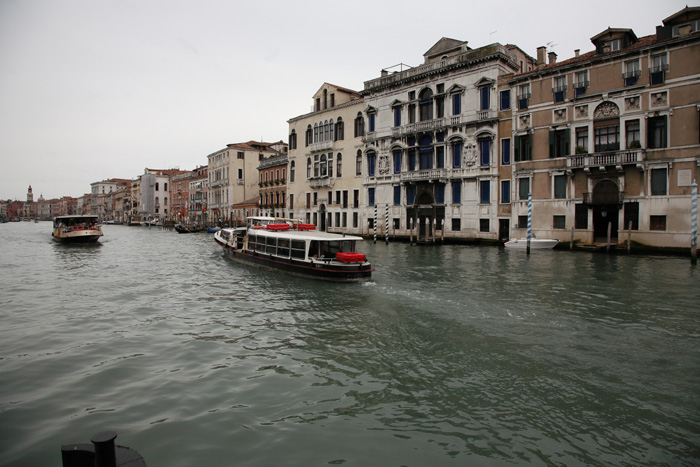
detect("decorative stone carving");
top-left (594, 101), bottom-right (619, 119)
top-left (625, 96), bottom-right (640, 111)
top-left (575, 105), bottom-right (588, 119)
top-left (651, 91), bottom-right (667, 108)
top-left (519, 114), bottom-right (530, 128)
top-left (553, 108), bottom-right (567, 123)
top-left (463, 143), bottom-right (477, 167)
top-left (378, 155), bottom-right (390, 175)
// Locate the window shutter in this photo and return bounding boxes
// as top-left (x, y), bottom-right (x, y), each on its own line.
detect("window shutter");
top-left (549, 130), bottom-right (555, 158)
top-left (564, 128), bottom-right (570, 156)
top-left (526, 138), bottom-right (532, 160)
top-left (514, 135), bottom-right (521, 162)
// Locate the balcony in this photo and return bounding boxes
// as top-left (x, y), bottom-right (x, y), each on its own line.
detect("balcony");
top-left (403, 118), bottom-right (448, 134)
top-left (567, 149), bottom-right (645, 171)
top-left (477, 109), bottom-right (496, 121)
top-left (400, 169), bottom-right (447, 183)
top-left (308, 140), bottom-right (333, 153)
top-left (309, 177), bottom-right (334, 188)
top-left (622, 70), bottom-right (641, 86)
top-left (209, 178), bottom-right (228, 188)
top-left (582, 191), bottom-right (625, 206)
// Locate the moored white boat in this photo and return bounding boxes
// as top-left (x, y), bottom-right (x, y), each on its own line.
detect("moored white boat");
top-left (504, 238), bottom-right (559, 249)
top-left (52, 215), bottom-right (103, 243)
top-left (214, 216), bottom-right (373, 282)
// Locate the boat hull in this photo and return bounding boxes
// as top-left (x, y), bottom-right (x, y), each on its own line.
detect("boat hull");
top-left (504, 239), bottom-right (559, 249)
top-left (52, 232), bottom-right (102, 243)
top-left (215, 235), bottom-right (373, 282)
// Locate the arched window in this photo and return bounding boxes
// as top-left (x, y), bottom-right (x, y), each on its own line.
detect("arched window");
top-left (290, 161), bottom-right (295, 183)
top-left (320, 154), bottom-right (328, 177)
top-left (451, 140), bottom-right (463, 168)
top-left (328, 153), bottom-right (334, 178)
top-left (337, 153), bottom-right (342, 178)
top-left (330, 118), bottom-right (334, 141)
top-left (324, 120), bottom-right (330, 141)
top-left (367, 151), bottom-right (376, 177)
top-left (164, 183), bottom-right (168, 191)
top-left (354, 113), bottom-right (365, 137)
top-left (419, 88), bottom-right (434, 121)
top-left (289, 129), bottom-right (297, 150)
top-left (335, 117), bottom-right (344, 141)
top-left (155, 182), bottom-right (159, 191)
top-left (314, 123), bottom-right (319, 143)
top-left (306, 158), bottom-right (312, 179)
top-left (305, 125), bottom-right (312, 146)
top-left (356, 150), bottom-right (362, 176)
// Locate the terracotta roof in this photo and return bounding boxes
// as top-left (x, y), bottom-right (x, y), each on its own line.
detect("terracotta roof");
top-left (324, 83), bottom-right (362, 97)
top-left (539, 34), bottom-right (663, 72)
top-left (232, 196), bottom-right (260, 208)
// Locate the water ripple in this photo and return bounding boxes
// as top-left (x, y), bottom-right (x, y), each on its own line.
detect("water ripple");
top-left (0, 224), bottom-right (698, 466)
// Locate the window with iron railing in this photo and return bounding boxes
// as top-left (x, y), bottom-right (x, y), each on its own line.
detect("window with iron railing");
top-left (573, 71), bottom-right (589, 97)
top-left (650, 54), bottom-right (668, 85)
top-left (553, 77), bottom-right (567, 103)
top-left (517, 84), bottom-right (531, 109)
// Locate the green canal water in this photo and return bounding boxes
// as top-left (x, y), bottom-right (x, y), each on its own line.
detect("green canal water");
top-left (0, 222), bottom-right (698, 466)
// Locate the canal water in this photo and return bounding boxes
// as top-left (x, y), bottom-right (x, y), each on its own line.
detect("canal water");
top-left (0, 222), bottom-right (698, 466)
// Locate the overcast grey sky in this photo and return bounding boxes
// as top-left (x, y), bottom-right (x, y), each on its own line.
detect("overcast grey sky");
top-left (0, 0), bottom-right (692, 200)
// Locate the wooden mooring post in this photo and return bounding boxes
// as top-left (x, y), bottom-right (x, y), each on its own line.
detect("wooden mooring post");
top-left (570, 227), bottom-right (574, 251)
top-left (627, 221), bottom-right (632, 254)
top-left (692, 181), bottom-right (697, 265)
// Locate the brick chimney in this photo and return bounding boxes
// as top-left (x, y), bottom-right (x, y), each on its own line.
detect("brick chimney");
top-left (536, 46), bottom-right (546, 69)
top-left (548, 51), bottom-right (557, 64)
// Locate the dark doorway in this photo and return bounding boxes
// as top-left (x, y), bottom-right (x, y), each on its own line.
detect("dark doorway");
top-left (499, 219), bottom-right (510, 242)
top-left (592, 180), bottom-right (620, 242)
top-left (319, 204), bottom-right (326, 232)
top-left (593, 205), bottom-right (619, 242)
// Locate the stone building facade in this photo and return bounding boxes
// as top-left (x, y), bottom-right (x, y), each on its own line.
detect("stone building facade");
top-left (359, 39), bottom-right (532, 241)
top-left (287, 83), bottom-right (365, 232)
top-left (506, 6), bottom-right (700, 248)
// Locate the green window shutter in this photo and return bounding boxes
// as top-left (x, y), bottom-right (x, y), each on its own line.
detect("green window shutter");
top-left (514, 135), bottom-right (521, 162)
top-left (564, 128), bottom-right (570, 156)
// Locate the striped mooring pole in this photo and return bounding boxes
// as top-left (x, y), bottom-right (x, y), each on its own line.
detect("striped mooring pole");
top-left (527, 191), bottom-right (532, 255)
top-left (692, 180), bottom-right (697, 265)
top-left (373, 204), bottom-right (377, 244)
top-left (385, 204), bottom-right (389, 244)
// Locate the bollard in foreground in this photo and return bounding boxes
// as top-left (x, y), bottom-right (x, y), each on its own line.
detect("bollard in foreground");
top-left (61, 430), bottom-right (146, 467)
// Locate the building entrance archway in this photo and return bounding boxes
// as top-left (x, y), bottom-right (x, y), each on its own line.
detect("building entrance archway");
top-left (592, 180), bottom-right (620, 242)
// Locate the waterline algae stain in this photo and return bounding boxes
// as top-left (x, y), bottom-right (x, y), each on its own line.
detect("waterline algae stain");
top-left (0, 222), bottom-right (698, 466)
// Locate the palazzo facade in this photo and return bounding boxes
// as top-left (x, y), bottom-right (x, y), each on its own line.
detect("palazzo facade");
top-left (359, 39), bottom-right (533, 241)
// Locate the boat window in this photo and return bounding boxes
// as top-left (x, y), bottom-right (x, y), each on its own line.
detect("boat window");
top-left (291, 240), bottom-right (306, 259)
top-left (265, 236), bottom-right (277, 256)
top-left (277, 238), bottom-right (290, 258)
top-left (340, 240), bottom-right (356, 252)
top-left (248, 233), bottom-right (260, 252)
top-left (309, 240), bottom-right (320, 258)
